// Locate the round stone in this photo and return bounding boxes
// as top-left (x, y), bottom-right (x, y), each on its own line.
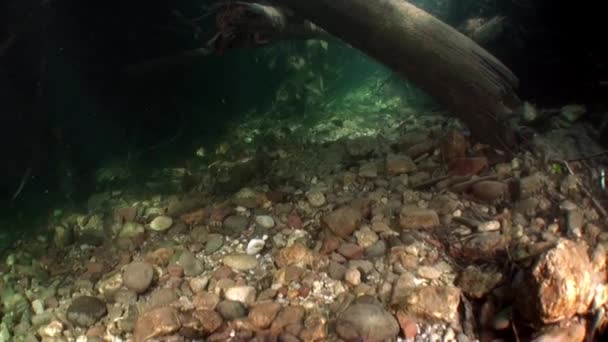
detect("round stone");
top-left (149, 216), bottom-right (173, 231)
top-left (123, 262), bottom-right (155, 293)
top-left (255, 215), bottom-right (275, 228)
top-left (66, 296), bottom-right (107, 327)
top-left (217, 300), bottom-right (247, 320)
top-left (306, 191), bottom-right (326, 207)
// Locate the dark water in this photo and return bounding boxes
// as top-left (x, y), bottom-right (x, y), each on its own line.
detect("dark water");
top-left (1, 0), bottom-right (606, 255)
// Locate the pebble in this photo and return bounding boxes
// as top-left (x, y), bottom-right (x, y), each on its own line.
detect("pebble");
top-left (336, 303), bottom-right (400, 341)
top-left (205, 234), bottom-right (224, 254)
top-left (217, 300), bottom-right (247, 320)
top-left (149, 215), bottom-right (173, 231)
top-left (224, 286), bottom-right (257, 306)
top-left (322, 206), bottom-right (362, 237)
top-left (246, 238), bottom-right (265, 255)
top-left (256, 215), bottom-right (275, 228)
top-left (179, 250), bottom-right (205, 277)
top-left (66, 296), bottom-right (107, 327)
top-left (223, 215), bottom-right (249, 236)
top-left (249, 302), bottom-right (282, 329)
top-left (345, 267), bottom-right (362, 285)
top-left (399, 206), bottom-right (440, 229)
top-left (306, 191), bottom-right (326, 207)
top-left (123, 262), bottom-right (155, 294)
top-left (133, 307), bottom-right (181, 341)
top-left (223, 254), bottom-right (259, 271)
top-left (38, 320), bottom-right (63, 338)
top-left (477, 220), bottom-right (501, 232)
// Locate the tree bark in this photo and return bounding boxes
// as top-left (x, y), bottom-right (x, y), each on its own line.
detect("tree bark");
top-left (279, 0), bottom-right (520, 151)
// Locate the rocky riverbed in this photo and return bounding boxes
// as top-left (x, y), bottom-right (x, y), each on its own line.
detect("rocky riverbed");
top-left (1, 102), bottom-right (607, 342)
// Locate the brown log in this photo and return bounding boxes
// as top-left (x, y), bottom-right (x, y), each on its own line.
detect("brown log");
top-left (280, 0), bottom-right (520, 151)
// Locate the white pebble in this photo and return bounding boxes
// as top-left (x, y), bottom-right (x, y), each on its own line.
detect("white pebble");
top-left (246, 239), bottom-right (265, 255)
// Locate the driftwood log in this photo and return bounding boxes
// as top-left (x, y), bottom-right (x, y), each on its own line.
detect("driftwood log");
top-left (279, 0), bottom-right (520, 151)
top-left (128, 0), bottom-right (520, 151)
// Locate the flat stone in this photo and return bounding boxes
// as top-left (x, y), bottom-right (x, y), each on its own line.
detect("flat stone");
top-left (222, 254), bottom-right (258, 271)
top-left (123, 262), bottom-right (154, 294)
top-left (359, 162), bottom-right (378, 178)
top-left (531, 323), bottom-right (586, 342)
top-left (417, 265), bottom-right (442, 280)
top-left (336, 303), bottom-right (399, 341)
top-left (448, 157), bottom-right (488, 176)
top-left (396, 286), bottom-right (461, 323)
top-left (224, 286), bottom-right (256, 306)
top-left (399, 206), bottom-right (440, 229)
top-left (322, 206), bottom-right (362, 238)
top-left (386, 154), bottom-right (417, 175)
top-left (248, 302), bottom-right (282, 329)
top-left (471, 181), bottom-right (507, 203)
top-left (133, 307), bottom-right (181, 342)
top-left (337, 243), bottom-right (364, 259)
top-left (66, 296), bottom-right (107, 327)
top-left (149, 216), bottom-right (173, 232)
top-left (217, 300), bottom-right (247, 320)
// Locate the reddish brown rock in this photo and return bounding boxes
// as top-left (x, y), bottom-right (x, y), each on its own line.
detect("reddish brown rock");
top-left (337, 243), bottom-right (364, 259)
top-left (288, 212), bottom-right (303, 230)
top-left (270, 305), bottom-right (306, 334)
top-left (448, 157), bottom-right (488, 176)
top-left (133, 307), bottom-right (181, 342)
top-left (193, 309), bottom-right (223, 334)
top-left (396, 311), bottom-right (418, 340)
top-left (320, 235), bottom-right (341, 255)
top-left (513, 239), bottom-right (596, 324)
top-left (275, 243), bottom-right (313, 269)
top-left (322, 206), bottom-right (362, 238)
top-left (299, 314), bottom-right (327, 342)
top-left (248, 302), bottom-right (282, 329)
